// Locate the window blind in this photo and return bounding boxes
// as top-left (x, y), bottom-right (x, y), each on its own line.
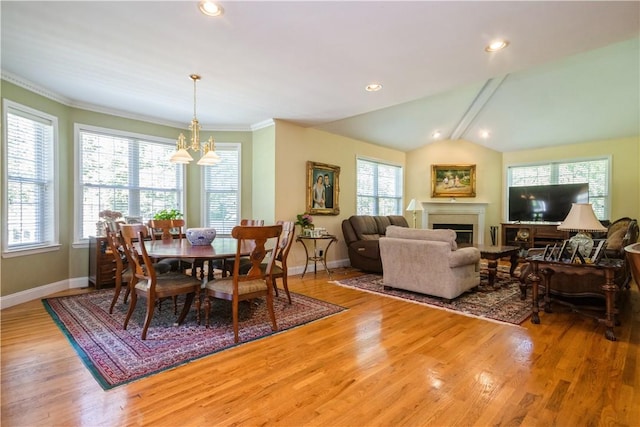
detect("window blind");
top-left (203, 144), bottom-right (240, 235)
top-left (78, 127), bottom-right (183, 239)
top-left (356, 158), bottom-right (403, 215)
top-left (5, 105), bottom-right (56, 250)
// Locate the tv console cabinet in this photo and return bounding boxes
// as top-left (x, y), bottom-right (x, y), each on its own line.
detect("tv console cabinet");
top-left (501, 222), bottom-right (569, 249)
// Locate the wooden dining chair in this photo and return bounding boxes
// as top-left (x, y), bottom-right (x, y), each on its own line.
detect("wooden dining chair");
top-left (269, 220), bottom-right (295, 304)
top-left (120, 224), bottom-right (201, 340)
top-left (148, 219), bottom-right (184, 241)
top-left (203, 224), bottom-right (282, 343)
top-left (227, 220), bottom-right (294, 303)
top-left (104, 226), bottom-right (131, 314)
top-left (215, 219), bottom-right (265, 277)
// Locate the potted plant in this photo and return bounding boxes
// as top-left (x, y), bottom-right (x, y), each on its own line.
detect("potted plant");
top-left (153, 209), bottom-right (183, 220)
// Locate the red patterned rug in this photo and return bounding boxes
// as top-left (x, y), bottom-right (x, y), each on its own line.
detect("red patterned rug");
top-left (333, 268), bottom-right (531, 326)
top-left (43, 291), bottom-right (345, 390)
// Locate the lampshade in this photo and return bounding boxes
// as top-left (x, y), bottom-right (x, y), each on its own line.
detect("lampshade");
top-left (557, 203), bottom-right (606, 232)
top-left (558, 203), bottom-right (606, 258)
top-left (406, 199), bottom-right (423, 211)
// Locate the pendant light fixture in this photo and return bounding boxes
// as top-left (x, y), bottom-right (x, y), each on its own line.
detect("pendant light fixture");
top-left (170, 74), bottom-right (221, 166)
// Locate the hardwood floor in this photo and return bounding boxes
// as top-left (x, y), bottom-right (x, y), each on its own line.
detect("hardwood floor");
top-left (2, 268), bottom-right (639, 426)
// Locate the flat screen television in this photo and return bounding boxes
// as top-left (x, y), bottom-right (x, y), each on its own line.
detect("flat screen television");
top-left (508, 183), bottom-right (589, 223)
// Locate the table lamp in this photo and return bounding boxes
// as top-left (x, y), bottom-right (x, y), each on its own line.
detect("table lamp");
top-left (557, 203), bottom-right (607, 258)
top-left (406, 199), bottom-right (423, 228)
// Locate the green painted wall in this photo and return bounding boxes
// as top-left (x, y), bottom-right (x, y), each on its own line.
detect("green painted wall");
top-left (1, 79), bottom-right (638, 299)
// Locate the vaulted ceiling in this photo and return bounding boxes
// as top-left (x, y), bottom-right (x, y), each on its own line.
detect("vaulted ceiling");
top-left (2, 1), bottom-right (639, 152)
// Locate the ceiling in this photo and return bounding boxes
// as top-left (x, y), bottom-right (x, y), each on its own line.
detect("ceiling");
top-left (1, 1), bottom-right (639, 153)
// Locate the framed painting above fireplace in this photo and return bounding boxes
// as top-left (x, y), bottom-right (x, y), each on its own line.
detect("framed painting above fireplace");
top-left (431, 164), bottom-right (476, 198)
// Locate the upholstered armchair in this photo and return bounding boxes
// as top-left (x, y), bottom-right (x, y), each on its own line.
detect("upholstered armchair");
top-left (379, 226), bottom-right (481, 300)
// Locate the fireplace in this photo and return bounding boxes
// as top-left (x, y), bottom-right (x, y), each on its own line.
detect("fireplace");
top-left (433, 223), bottom-right (474, 247)
top-left (421, 201), bottom-right (488, 245)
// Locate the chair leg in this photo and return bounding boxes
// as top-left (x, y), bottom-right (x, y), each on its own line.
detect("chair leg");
top-left (281, 275), bottom-right (292, 304)
top-left (141, 298), bottom-right (156, 340)
top-left (204, 296), bottom-right (211, 327)
top-left (109, 276), bottom-right (122, 314)
top-left (176, 293), bottom-right (195, 325)
top-left (123, 286), bottom-right (130, 304)
top-left (233, 297), bottom-right (239, 343)
top-left (266, 285), bottom-right (278, 333)
top-left (123, 291), bottom-right (137, 330)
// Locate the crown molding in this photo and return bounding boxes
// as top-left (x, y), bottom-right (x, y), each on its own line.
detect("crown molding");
top-left (1, 70), bottom-right (256, 132)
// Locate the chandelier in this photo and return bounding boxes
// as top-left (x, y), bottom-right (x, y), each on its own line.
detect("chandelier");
top-left (169, 74), bottom-right (221, 166)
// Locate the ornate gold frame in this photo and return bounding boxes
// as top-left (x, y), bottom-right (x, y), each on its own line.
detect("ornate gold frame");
top-left (431, 164), bottom-right (476, 198)
top-left (306, 161), bottom-right (340, 215)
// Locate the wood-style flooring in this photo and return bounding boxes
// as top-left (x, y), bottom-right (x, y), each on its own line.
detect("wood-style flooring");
top-left (1, 268), bottom-right (639, 426)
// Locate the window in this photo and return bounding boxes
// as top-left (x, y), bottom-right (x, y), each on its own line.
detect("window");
top-left (3, 101), bottom-right (58, 253)
top-left (76, 125), bottom-right (184, 240)
top-left (356, 158), bottom-right (403, 215)
top-left (507, 157), bottom-right (610, 219)
top-left (202, 143), bottom-right (241, 236)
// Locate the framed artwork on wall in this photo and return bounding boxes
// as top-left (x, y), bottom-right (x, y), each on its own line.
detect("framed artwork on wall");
top-left (431, 164), bottom-right (476, 198)
top-left (306, 161), bottom-right (340, 215)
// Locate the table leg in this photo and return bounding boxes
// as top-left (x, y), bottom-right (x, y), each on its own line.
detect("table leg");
top-left (530, 263), bottom-right (541, 324)
top-left (300, 240), bottom-right (310, 279)
top-left (487, 258), bottom-right (498, 288)
top-left (509, 253), bottom-right (519, 277)
top-left (321, 238), bottom-right (337, 279)
top-left (602, 269), bottom-right (618, 341)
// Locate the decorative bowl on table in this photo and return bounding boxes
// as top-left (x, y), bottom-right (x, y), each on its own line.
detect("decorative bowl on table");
top-left (186, 228), bottom-right (217, 246)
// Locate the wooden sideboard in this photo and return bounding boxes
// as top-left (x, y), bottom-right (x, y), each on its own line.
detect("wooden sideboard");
top-left (88, 236), bottom-right (116, 289)
top-left (501, 222), bottom-right (569, 249)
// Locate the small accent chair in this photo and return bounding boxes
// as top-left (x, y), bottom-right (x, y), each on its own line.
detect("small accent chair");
top-left (203, 224), bottom-right (282, 343)
top-left (120, 224), bottom-right (201, 340)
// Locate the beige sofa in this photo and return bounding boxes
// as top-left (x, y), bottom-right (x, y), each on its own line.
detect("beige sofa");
top-left (379, 226), bottom-right (481, 300)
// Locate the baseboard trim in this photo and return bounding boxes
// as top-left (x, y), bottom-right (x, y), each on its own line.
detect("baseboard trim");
top-left (1, 276), bottom-right (89, 309)
top-left (0, 258), bottom-right (353, 310)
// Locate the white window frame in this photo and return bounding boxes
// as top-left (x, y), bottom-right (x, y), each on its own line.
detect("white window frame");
top-left (505, 156), bottom-right (612, 221)
top-left (201, 142), bottom-right (241, 236)
top-left (356, 156), bottom-right (404, 216)
top-left (2, 99), bottom-right (60, 257)
top-left (74, 124), bottom-right (186, 244)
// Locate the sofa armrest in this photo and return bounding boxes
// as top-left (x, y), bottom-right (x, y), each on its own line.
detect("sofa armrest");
top-left (448, 247), bottom-right (481, 268)
top-left (349, 239), bottom-right (381, 260)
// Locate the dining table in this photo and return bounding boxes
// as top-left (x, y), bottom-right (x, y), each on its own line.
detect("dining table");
top-left (142, 237), bottom-right (251, 283)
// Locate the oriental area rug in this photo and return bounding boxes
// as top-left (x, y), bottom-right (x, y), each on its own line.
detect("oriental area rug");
top-left (333, 268), bottom-right (531, 326)
top-left (43, 290), bottom-right (345, 390)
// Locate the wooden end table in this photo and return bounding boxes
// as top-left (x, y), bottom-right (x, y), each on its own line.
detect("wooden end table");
top-left (526, 256), bottom-right (623, 341)
top-left (475, 244), bottom-right (520, 288)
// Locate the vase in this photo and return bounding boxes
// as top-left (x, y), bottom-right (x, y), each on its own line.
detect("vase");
top-left (302, 225), bottom-right (314, 237)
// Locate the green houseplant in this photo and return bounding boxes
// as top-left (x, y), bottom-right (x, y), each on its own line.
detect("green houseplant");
top-left (153, 209), bottom-right (183, 220)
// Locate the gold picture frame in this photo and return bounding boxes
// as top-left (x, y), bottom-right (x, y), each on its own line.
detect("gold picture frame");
top-left (431, 164), bottom-right (476, 198)
top-left (306, 161), bottom-right (340, 215)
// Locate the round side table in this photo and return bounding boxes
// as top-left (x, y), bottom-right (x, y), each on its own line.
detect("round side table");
top-left (296, 235), bottom-right (338, 278)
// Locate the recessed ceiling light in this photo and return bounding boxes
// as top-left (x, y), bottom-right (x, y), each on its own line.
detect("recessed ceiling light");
top-left (199, 1), bottom-right (224, 17)
top-left (480, 130), bottom-right (490, 138)
top-left (485, 39), bottom-right (509, 52)
top-left (432, 130), bottom-right (442, 139)
top-left (365, 83), bottom-right (383, 92)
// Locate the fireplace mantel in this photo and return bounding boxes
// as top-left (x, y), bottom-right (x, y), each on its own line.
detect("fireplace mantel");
top-left (421, 201), bottom-right (489, 244)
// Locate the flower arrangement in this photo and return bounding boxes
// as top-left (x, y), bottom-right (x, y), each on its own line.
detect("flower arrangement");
top-left (295, 212), bottom-right (313, 228)
top-left (99, 209), bottom-right (123, 220)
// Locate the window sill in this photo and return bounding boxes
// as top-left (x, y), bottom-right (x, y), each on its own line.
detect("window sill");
top-left (2, 244), bottom-right (62, 258)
